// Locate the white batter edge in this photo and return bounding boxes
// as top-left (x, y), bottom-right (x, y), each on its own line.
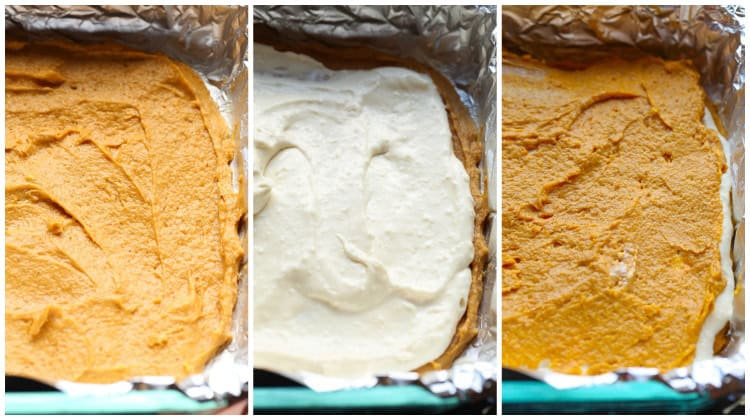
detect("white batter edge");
top-left (694, 107), bottom-right (735, 362)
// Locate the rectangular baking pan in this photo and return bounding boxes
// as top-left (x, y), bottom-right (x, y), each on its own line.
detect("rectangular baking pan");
top-left (500, 5), bottom-right (745, 414)
top-left (501, 371), bottom-right (722, 414)
top-left (251, 4), bottom-right (498, 415)
top-left (4, 5), bottom-right (249, 414)
top-left (254, 386), bottom-right (459, 414)
top-left (5, 390), bottom-right (220, 414)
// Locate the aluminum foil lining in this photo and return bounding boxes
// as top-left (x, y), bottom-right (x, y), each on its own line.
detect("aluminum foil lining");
top-left (254, 5), bottom-right (498, 400)
top-left (5, 5), bottom-right (249, 405)
top-left (502, 5), bottom-right (745, 399)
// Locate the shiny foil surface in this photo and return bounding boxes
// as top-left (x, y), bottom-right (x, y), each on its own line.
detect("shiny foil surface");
top-left (5, 5), bottom-right (249, 406)
top-left (502, 5), bottom-right (744, 400)
top-left (254, 5), bottom-right (497, 402)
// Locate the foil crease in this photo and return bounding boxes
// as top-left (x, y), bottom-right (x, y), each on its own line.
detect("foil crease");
top-left (502, 5), bottom-right (745, 399)
top-left (5, 5), bottom-right (249, 407)
top-left (254, 5), bottom-right (497, 401)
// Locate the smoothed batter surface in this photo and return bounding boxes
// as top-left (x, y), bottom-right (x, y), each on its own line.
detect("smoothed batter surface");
top-left (502, 52), bottom-right (726, 374)
top-left (5, 40), bottom-right (243, 383)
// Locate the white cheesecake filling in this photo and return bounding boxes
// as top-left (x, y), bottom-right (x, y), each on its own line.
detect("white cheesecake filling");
top-left (253, 44), bottom-right (475, 377)
top-left (694, 108), bottom-right (735, 362)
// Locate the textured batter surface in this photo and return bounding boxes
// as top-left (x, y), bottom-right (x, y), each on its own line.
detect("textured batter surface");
top-left (6, 40), bottom-right (243, 383)
top-left (254, 27), bottom-right (489, 376)
top-left (502, 52), bottom-right (726, 374)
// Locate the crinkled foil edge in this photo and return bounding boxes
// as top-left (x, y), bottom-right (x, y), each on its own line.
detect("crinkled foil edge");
top-left (5, 5), bottom-right (249, 407)
top-left (253, 5), bottom-right (498, 402)
top-left (502, 5), bottom-right (745, 400)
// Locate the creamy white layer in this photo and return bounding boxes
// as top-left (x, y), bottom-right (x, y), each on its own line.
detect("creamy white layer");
top-left (253, 44), bottom-right (475, 377)
top-left (694, 108), bottom-right (735, 362)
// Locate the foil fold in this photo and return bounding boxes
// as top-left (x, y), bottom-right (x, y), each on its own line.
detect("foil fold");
top-left (5, 5), bottom-right (249, 406)
top-left (254, 5), bottom-right (497, 402)
top-left (502, 5), bottom-right (745, 399)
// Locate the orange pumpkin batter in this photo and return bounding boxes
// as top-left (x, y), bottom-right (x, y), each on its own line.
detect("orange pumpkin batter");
top-left (5, 40), bottom-right (243, 383)
top-left (502, 52), bottom-right (726, 374)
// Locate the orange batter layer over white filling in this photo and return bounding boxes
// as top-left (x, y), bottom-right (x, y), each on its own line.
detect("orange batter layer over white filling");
top-left (502, 52), bottom-right (727, 374)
